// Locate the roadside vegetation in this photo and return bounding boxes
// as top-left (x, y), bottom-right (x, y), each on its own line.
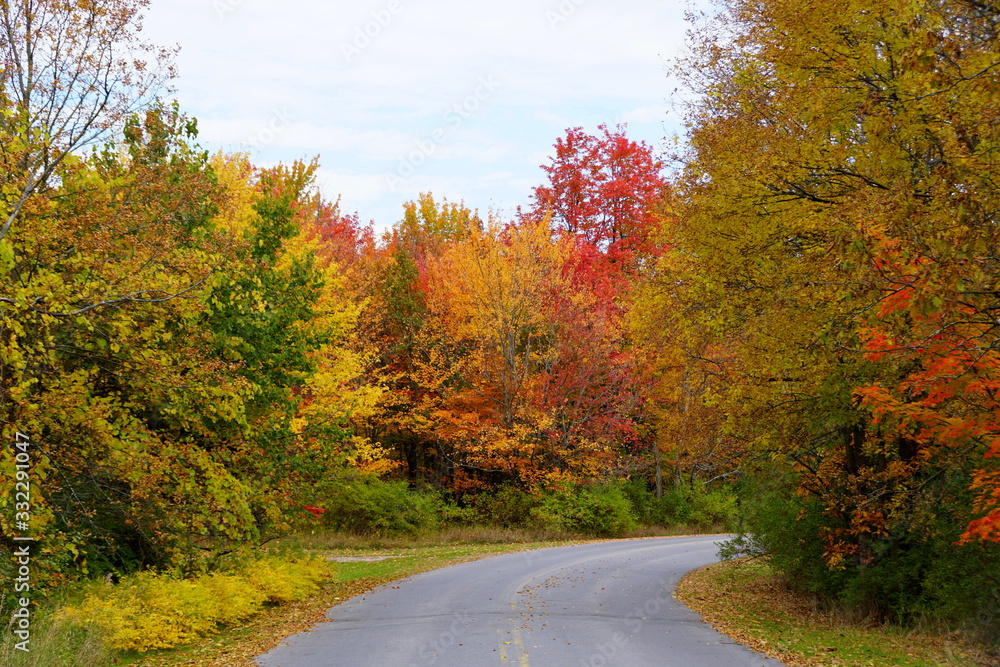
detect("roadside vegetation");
top-left (678, 557), bottom-right (997, 667)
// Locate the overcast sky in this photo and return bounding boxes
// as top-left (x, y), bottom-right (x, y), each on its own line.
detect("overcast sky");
top-left (141, 0), bottom-right (701, 231)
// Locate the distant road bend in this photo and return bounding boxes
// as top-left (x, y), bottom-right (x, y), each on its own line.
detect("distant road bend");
top-left (255, 535), bottom-right (784, 666)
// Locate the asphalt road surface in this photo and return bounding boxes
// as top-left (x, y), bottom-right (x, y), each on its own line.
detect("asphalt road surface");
top-left (255, 535), bottom-right (785, 666)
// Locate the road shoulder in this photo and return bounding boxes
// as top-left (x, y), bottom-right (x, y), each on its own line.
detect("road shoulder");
top-left (676, 557), bottom-right (993, 667)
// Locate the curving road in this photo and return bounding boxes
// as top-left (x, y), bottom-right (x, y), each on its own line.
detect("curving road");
top-left (255, 535), bottom-right (784, 666)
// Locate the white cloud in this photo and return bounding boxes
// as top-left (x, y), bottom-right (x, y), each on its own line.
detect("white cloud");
top-left (141, 0), bottom-right (698, 231)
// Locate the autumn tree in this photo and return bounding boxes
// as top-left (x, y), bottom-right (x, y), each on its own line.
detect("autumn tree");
top-left (533, 238), bottom-right (647, 478)
top-left (0, 0), bottom-right (198, 573)
top-left (0, 0), bottom-right (174, 244)
top-left (419, 215), bottom-right (648, 490)
top-left (279, 181), bottom-right (387, 481)
top-left (297, 194), bottom-right (377, 284)
top-left (0, 95), bottom-right (379, 580)
top-left (670, 0), bottom-right (1000, 621)
top-left (631, 267), bottom-right (742, 497)
top-left (0, 102), bottom-right (245, 577)
top-left (530, 124), bottom-right (666, 265)
top-left (351, 194), bottom-right (479, 484)
top-left (529, 125), bottom-right (670, 488)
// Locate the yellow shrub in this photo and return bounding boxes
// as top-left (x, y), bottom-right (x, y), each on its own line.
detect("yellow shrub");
top-left (243, 555), bottom-right (329, 603)
top-left (57, 574), bottom-right (215, 651)
top-left (56, 556), bottom-right (330, 652)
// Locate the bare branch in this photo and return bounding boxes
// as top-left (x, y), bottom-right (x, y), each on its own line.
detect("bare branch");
top-left (0, 0), bottom-right (176, 243)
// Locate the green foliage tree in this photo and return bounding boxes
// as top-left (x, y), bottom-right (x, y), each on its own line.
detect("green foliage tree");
top-left (0, 100), bottom-right (246, 578)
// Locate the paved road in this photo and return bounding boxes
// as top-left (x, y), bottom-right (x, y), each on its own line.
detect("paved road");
top-left (255, 535), bottom-right (785, 666)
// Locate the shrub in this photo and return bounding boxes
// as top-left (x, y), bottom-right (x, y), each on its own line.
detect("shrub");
top-left (241, 555), bottom-right (329, 604)
top-left (624, 477), bottom-right (738, 529)
top-left (729, 470), bottom-right (849, 598)
top-left (732, 464), bottom-right (1000, 645)
top-left (533, 484), bottom-right (638, 537)
top-left (686, 482), bottom-right (738, 528)
top-left (317, 478), bottom-right (443, 535)
top-left (471, 485), bottom-right (542, 528)
top-left (919, 540), bottom-right (1000, 644)
top-left (621, 477), bottom-right (659, 524)
top-left (654, 488), bottom-right (694, 525)
top-left (56, 555), bottom-right (328, 652)
top-left (439, 502), bottom-right (479, 525)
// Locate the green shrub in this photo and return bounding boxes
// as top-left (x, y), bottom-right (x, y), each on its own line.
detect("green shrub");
top-left (730, 466), bottom-right (1000, 644)
top-left (621, 477), bottom-right (658, 523)
top-left (439, 502), bottom-right (479, 525)
top-left (317, 478), bottom-right (443, 535)
top-left (687, 482), bottom-right (738, 527)
top-left (919, 540), bottom-right (1000, 644)
top-left (471, 485), bottom-right (542, 528)
top-left (728, 470), bottom-right (850, 598)
top-left (624, 477), bottom-right (738, 529)
top-left (655, 487), bottom-right (694, 525)
top-left (532, 484), bottom-right (638, 537)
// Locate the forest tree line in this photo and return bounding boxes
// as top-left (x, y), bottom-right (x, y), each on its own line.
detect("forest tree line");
top-left (0, 0), bottom-right (998, 639)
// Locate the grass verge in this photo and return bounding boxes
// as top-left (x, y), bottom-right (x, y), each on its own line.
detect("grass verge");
top-left (0, 606), bottom-right (109, 667)
top-left (676, 557), bottom-right (996, 667)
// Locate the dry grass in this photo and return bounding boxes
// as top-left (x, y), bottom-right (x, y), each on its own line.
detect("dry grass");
top-left (288, 525), bottom-right (577, 550)
top-left (286, 523), bottom-right (697, 551)
top-left (0, 607), bottom-right (110, 667)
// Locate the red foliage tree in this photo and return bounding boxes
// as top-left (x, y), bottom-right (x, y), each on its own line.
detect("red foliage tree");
top-left (529, 124), bottom-right (667, 265)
